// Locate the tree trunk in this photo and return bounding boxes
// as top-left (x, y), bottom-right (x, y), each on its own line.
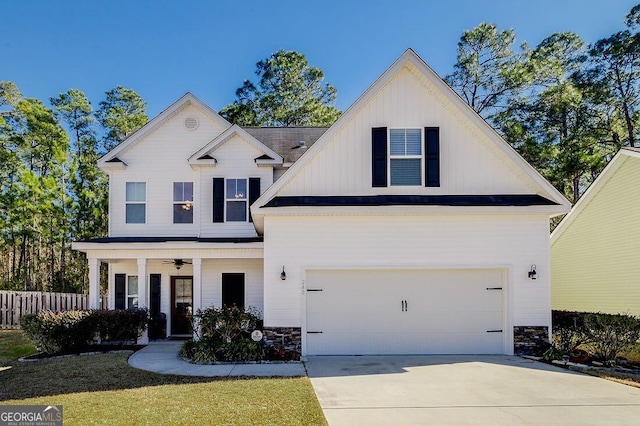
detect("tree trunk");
top-left (613, 64), bottom-right (635, 147)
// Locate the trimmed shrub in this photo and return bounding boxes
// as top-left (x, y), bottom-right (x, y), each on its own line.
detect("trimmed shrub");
top-left (21, 310), bottom-right (96, 354)
top-left (582, 312), bottom-right (640, 363)
top-left (20, 308), bottom-right (149, 355)
top-left (179, 337), bottom-right (218, 364)
top-left (552, 310), bottom-right (588, 353)
top-left (218, 337), bottom-right (265, 362)
top-left (181, 306), bottom-right (264, 363)
top-left (197, 305), bottom-right (261, 342)
top-left (552, 310), bottom-right (640, 364)
top-left (94, 308), bottom-right (148, 344)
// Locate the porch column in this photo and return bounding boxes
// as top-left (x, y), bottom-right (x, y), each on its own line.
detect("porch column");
top-left (192, 258), bottom-right (202, 339)
top-left (137, 258), bottom-right (148, 308)
top-left (137, 258), bottom-right (149, 344)
top-left (108, 264), bottom-right (115, 310)
top-left (192, 258), bottom-right (202, 312)
top-left (88, 257), bottom-right (101, 309)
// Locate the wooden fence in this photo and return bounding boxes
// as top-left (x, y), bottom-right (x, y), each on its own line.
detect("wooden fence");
top-left (0, 290), bottom-right (109, 329)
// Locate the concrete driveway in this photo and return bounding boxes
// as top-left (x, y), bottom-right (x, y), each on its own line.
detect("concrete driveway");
top-left (305, 355), bottom-right (640, 425)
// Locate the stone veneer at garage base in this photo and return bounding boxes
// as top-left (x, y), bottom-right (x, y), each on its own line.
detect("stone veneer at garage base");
top-left (262, 326), bottom-right (550, 357)
top-left (513, 326), bottom-right (550, 356)
top-left (262, 327), bottom-right (302, 356)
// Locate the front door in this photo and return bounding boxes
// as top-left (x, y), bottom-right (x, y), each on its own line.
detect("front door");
top-left (222, 273), bottom-right (245, 308)
top-left (171, 276), bottom-right (193, 335)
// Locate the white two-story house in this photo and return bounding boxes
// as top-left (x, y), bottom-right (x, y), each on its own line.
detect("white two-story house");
top-left (73, 49), bottom-right (570, 356)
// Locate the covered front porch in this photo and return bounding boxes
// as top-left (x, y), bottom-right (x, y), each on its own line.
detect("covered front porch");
top-left (72, 238), bottom-right (264, 342)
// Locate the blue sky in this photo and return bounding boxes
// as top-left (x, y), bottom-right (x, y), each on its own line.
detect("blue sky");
top-left (3, 1), bottom-right (637, 117)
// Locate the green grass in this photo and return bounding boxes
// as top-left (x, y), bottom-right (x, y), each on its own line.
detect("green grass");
top-left (0, 330), bottom-right (326, 425)
top-left (0, 329), bottom-right (37, 363)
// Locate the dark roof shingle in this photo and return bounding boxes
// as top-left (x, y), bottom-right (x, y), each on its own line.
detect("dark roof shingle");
top-left (243, 127), bottom-right (328, 163)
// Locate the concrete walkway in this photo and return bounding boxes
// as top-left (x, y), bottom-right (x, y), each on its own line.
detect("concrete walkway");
top-left (306, 355), bottom-right (640, 426)
top-left (127, 341), bottom-right (306, 377)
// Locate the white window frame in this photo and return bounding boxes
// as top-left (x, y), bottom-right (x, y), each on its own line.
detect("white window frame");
top-left (125, 182), bottom-right (146, 224)
top-left (388, 128), bottom-right (424, 186)
top-left (225, 178), bottom-right (248, 222)
top-left (173, 181), bottom-right (194, 224)
top-left (127, 275), bottom-right (139, 309)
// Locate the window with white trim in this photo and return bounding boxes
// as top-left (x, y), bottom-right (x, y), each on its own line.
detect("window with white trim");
top-left (389, 129), bottom-right (422, 186)
top-left (127, 276), bottom-right (138, 308)
top-left (125, 182), bottom-right (146, 223)
top-left (226, 179), bottom-right (247, 222)
top-left (173, 182), bottom-right (194, 224)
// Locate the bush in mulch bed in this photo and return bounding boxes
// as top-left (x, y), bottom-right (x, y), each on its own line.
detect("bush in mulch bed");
top-left (180, 306), bottom-right (283, 364)
top-left (21, 308), bottom-right (148, 356)
top-left (547, 310), bottom-right (640, 366)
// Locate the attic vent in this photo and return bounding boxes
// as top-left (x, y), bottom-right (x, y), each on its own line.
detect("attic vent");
top-left (184, 117), bottom-right (199, 130)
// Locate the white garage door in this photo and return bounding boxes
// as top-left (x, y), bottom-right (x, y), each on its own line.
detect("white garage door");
top-left (306, 269), bottom-right (504, 355)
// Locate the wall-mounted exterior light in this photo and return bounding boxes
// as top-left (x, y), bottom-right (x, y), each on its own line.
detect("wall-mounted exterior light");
top-left (280, 266), bottom-right (287, 281)
top-left (528, 265), bottom-right (538, 280)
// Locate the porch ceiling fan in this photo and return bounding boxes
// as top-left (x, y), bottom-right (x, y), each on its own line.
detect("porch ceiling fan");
top-left (162, 259), bottom-right (192, 270)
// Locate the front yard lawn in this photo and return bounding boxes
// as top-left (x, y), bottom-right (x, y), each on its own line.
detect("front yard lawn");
top-left (0, 328), bottom-right (37, 362)
top-left (0, 330), bottom-right (326, 425)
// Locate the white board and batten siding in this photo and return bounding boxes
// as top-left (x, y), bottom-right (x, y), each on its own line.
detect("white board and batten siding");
top-left (263, 214), bottom-right (552, 355)
top-left (107, 104), bottom-right (272, 238)
top-left (276, 64), bottom-right (539, 198)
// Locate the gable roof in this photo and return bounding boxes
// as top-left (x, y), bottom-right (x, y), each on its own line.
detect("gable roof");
top-left (188, 124), bottom-right (283, 165)
top-left (551, 148), bottom-right (640, 243)
top-left (252, 48), bottom-right (571, 217)
top-left (98, 92), bottom-right (231, 167)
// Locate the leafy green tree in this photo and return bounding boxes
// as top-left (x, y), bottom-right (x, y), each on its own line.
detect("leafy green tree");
top-left (52, 89), bottom-right (108, 291)
top-left (589, 30), bottom-right (640, 147)
top-left (0, 82), bottom-right (23, 287)
top-left (96, 86), bottom-right (148, 152)
top-left (625, 4), bottom-right (640, 28)
top-left (446, 23), bottom-right (532, 119)
top-left (495, 33), bottom-right (610, 203)
top-left (0, 81), bottom-right (21, 112)
top-left (5, 99), bottom-right (69, 290)
top-left (1, 84), bottom-right (145, 291)
top-left (220, 50), bottom-right (341, 126)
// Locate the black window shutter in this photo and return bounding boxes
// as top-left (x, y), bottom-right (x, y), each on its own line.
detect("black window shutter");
top-left (372, 127), bottom-right (388, 187)
top-left (213, 178), bottom-right (224, 222)
top-left (248, 178), bottom-right (260, 223)
top-left (425, 127), bottom-right (440, 187)
top-left (150, 274), bottom-right (161, 316)
top-left (115, 274), bottom-right (126, 310)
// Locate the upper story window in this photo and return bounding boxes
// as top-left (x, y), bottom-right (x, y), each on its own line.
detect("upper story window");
top-left (213, 178), bottom-right (260, 223)
top-left (389, 129), bottom-right (422, 186)
top-left (226, 179), bottom-right (247, 222)
top-left (125, 182), bottom-right (146, 223)
top-left (173, 182), bottom-right (194, 224)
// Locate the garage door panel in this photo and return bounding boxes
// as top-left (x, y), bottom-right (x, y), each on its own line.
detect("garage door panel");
top-left (307, 332), bottom-right (504, 355)
top-left (306, 269), bottom-right (505, 355)
top-left (400, 310), bottom-right (502, 333)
